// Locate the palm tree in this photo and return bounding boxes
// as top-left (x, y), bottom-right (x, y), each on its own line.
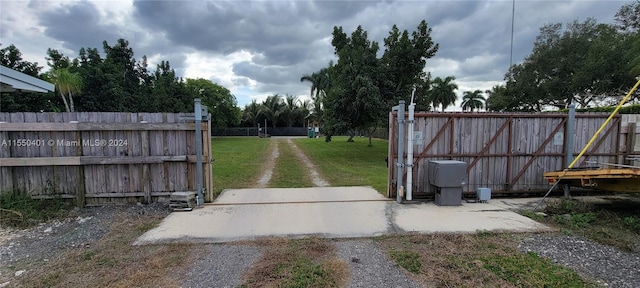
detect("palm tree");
top-left (259, 94), bottom-right (285, 127)
top-left (50, 68), bottom-right (82, 112)
top-left (429, 76), bottom-right (458, 111)
top-left (460, 90), bottom-right (486, 112)
top-left (300, 74), bottom-right (320, 102)
top-left (282, 94), bottom-right (300, 127)
top-left (301, 61), bottom-right (333, 103)
top-left (298, 99), bottom-right (312, 127)
top-left (242, 100), bottom-right (260, 127)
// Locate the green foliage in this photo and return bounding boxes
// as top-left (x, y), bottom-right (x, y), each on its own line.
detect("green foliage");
top-left (623, 216), bottom-right (640, 232)
top-left (460, 89), bottom-right (485, 111)
top-left (558, 104), bottom-right (640, 114)
top-left (0, 190), bottom-right (71, 228)
top-left (317, 20), bottom-right (438, 138)
top-left (430, 76), bottom-right (459, 111)
top-left (185, 78), bottom-right (241, 128)
top-left (1, 41), bottom-right (242, 121)
top-left (482, 252), bottom-right (588, 287)
top-left (389, 250), bottom-right (422, 274)
top-left (532, 198), bottom-right (640, 252)
top-left (494, 17), bottom-right (637, 112)
top-left (551, 213), bottom-right (597, 229)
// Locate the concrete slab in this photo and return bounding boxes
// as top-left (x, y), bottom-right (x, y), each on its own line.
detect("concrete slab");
top-left (392, 202), bottom-right (551, 233)
top-left (135, 187), bottom-right (552, 245)
top-left (215, 186), bottom-right (387, 204)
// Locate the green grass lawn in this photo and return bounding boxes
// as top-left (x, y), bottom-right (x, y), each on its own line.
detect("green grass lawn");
top-left (211, 137), bottom-right (271, 196)
top-left (294, 136), bottom-right (389, 194)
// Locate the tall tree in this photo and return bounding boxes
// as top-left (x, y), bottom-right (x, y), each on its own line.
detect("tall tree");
top-left (0, 44), bottom-right (40, 76)
top-left (0, 44), bottom-right (62, 112)
top-left (460, 90), bottom-right (485, 112)
top-left (324, 25), bottom-right (383, 143)
top-left (503, 19), bottom-right (635, 110)
top-left (49, 68), bottom-right (82, 112)
top-left (186, 78), bottom-right (241, 128)
top-left (484, 85), bottom-right (511, 112)
top-left (282, 94), bottom-right (301, 127)
top-left (380, 20), bottom-right (438, 104)
top-left (259, 94), bottom-right (285, 127)
top-left (615, 0), bottom-right (640, 32)
top-left (242, 100), bottom-right (261, 127)
top-left (429, 76), bottom-right (458, 111)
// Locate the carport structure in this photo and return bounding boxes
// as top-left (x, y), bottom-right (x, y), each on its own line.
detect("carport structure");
top-left (0, 65), bottom-right (54, 93)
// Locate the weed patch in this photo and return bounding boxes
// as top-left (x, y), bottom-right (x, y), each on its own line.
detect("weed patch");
top-left (379, 233), bottom-right (594, 287)
top-left (241, 238), bottom-right (348, 288)
top-left (525, 198), bottom-right (640, 251)
top-left (0, 190), bottom-right (71, 228)
top-left (482, 251), bottom-right (586, 287)
top-left (388, 249), bottom-right (422, 274)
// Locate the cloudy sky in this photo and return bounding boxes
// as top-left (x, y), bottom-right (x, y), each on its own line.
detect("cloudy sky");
top-left (0, 0), bottom-right (627, 109)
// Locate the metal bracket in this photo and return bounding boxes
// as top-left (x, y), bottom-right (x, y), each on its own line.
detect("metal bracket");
top-left (396, 162), bottom-right (405, 168)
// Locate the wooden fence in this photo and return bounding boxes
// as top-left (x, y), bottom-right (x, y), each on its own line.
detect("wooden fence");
top-left (0, 112), bottom-right (213, 206)
top-left (387, 112), bottom-right (639, 198)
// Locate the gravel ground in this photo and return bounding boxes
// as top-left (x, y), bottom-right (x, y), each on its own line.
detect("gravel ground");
top-left (519, 234), bottom-right (640, 288)
top-left (335, 239), bottom-right (420, 288)
top-left (0, 204), bottom-right (169, 285)
top-left (3, 204), bottom-right (639, 287)
top-left (182, 245), bottom-right (263, 288)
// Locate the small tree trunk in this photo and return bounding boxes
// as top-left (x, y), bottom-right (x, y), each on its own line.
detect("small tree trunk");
top-left (60, 92), bottom-right (71, 112)
top-left (68, 92), bottom-right (75, 112)
top-left (347, 130), bottom-right (355, 142)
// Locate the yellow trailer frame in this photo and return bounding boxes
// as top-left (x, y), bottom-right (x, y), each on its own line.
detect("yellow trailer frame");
top-left (544, 168), bottom-right (640, 192)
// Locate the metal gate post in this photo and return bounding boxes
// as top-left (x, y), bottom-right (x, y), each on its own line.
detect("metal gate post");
top-left (396, 100), bottom-right (405, 203)
top-left (564, 103), bottom-right (576, 198)
top-left (195, 98), bottom-right (204, 207)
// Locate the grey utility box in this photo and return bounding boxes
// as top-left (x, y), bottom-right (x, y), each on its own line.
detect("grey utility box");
top-left (428, 160), bottom-right (468, 206)
top-left (477, 187), bottom-right (491, 202)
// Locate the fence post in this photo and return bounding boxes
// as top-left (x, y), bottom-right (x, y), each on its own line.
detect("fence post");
top-left (395, 100), bottom-right (405, 203)
top-left (624, 122), bottom-right (637, 166)
top-left (564, 103), bottom-right (575, 198)
top-left (195, 99), bottom-right (204, 208)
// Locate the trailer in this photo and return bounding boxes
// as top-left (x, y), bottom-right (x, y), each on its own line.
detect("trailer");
top-left (544, 167), bottom-right (640, 193)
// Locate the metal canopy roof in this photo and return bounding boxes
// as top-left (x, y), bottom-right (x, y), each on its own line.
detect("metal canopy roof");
top-left (0, 65), bottom-right (54, 93)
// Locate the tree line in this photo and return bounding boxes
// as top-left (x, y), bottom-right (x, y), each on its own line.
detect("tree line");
top-left (0, 40), bottom-right (241, 129)
top-left (298, 1), bottom-right (639, 143)
top-left (486, 1), bottom-right (640, 111)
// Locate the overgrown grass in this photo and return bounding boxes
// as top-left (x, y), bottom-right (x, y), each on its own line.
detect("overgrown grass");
top-left (12, 211), bottom-right (201, 288)
top-left (0, 191), bottom-right (71, 228)
top-left (379, 233), bottom-right (596, 287)
top-left (268, 140), bottom-right (314, 188)
top-left (525, 197), bottom-right (640, 251)
top-left (294, 136), bottom-right (388, 193)
top-left (212, 137), bottom-right (271, 196)
top-left (240, 237), bottom-right (348, 288)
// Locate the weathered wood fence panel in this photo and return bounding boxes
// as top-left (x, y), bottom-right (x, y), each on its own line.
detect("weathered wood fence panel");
top-left (387, 112), bottom-right (633, 198)
top-left (0, 112), bottom-right (212, 206)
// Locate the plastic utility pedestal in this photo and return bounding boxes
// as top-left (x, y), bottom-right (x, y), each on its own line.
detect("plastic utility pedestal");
top-left (428, 160), bottom-right (467, 206)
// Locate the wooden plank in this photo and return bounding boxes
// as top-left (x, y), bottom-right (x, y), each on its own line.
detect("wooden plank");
top-left (0, 122), bottom-right (202, 131)
top-left (141, 127), bottom-right (151, 204)
top-left (84, 191), bottom-right (196, 198)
